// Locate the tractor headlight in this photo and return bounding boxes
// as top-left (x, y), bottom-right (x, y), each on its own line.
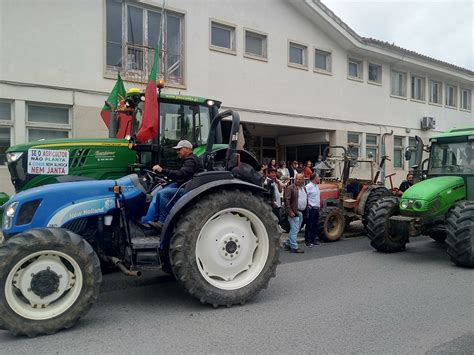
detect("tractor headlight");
top-left (206, 100), bottom-right (215, 106)
top-left (3, 201), bottom-right (18, 229)
top-left (6, 152), bottom-right (23, 164)
top-left (401, 200), bottom-right (415, 209)
top-left (413, 200), bottom-right (423, 209)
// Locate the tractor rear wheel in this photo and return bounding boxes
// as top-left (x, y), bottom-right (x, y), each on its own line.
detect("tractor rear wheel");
top-left (363, 187), bottom-right (392, 227)
top-left (0, 228), bottom-right (101, 337)
top-left (318, 207), bottom-right (345, 242)
top-left (367, 196), bottom-right (408, 252)
top-left (169, 189), bottom-right (280, 307)
top-left (446, 201), bottom-right (474, 268)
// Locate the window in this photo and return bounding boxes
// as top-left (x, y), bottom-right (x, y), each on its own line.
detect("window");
top-left (446, 84), bottom-right (457, 108)
top-left (106, 0), bottom-right (184, 85)
top-left (210, 20), bottom-right (236, 53)
top-left (314, 49), bottom-right (331, 73)
top-left (347, 132), bottom-right (361, 158)
top-left (461, 88), bottom-right (472, 111)
top-left (244, 29), bottom-right (267, 59)
top-left (0, 101), bottom-right (12, 165)
top-left (391, 70), bottom-right (407, 97)
top-left (429, 80), bottom-right (442, 104)
top-left (366, 134), bottom-right (378, 161)
top-left (411, 75), bottom-right (425, 101)
top-left (393, 136), bottom-right (404, 168)
top-left (348, 58), bottom-right (363, 80)
top-left (288, 41), bottom-right (307, 68)
top-left (27, 104), bottom-right (70, 142)
top-left (368, 63), bottom-right (382, 84)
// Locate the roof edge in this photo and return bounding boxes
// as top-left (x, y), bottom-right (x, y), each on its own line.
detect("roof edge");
top-left (312, 0), bottom-right (474, 77)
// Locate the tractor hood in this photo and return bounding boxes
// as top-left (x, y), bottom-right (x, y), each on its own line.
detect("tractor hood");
top-left (402, 176), bottom-right (465, 201)
top-left (6, 138), bottom-right (129, 153)
top-left (2, 175), bottom-right (145, 237)
top-left (400, 176), bottom-right (466, 217)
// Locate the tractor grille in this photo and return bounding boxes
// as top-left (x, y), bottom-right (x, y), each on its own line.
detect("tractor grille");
top-left (63, 218), bottom-right (88, 234)
top-left (70, 148), bottom-right (91, 168)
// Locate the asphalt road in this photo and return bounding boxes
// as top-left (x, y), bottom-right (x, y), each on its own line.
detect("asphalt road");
top-left (1, 234), bottom-right (473, 354)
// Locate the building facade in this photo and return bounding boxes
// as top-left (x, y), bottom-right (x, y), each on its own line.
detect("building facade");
top-left (0, 0), bottom-right (472, 194)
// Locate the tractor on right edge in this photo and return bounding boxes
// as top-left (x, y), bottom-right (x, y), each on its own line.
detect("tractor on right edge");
top-left (367, 126), bottom-right (474, 268)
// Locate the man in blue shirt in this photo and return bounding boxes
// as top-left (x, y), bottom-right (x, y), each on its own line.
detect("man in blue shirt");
top-left (304, 173), bottom-right (321, 247)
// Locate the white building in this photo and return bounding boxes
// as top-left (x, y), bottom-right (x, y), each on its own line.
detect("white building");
top-left (0, 0), bottom-right (472, 194)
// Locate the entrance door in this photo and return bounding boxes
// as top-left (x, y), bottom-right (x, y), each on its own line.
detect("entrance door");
top-left (286, 144), bottom-right (328, 164)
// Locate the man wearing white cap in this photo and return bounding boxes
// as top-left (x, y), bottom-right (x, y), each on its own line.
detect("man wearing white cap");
top-left (141, 139), bottom-right (203, 230)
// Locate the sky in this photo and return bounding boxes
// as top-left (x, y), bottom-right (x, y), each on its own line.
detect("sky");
top-left (321, 0), bottom-right (474, 71)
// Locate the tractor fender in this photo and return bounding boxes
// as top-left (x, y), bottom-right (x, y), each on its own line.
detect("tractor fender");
top-left (160, 178), bottom-right (265, 248)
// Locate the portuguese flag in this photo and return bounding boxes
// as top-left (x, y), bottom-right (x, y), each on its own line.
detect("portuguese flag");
top-left (100, 73), bottom-right (126, 127)
top-left (136, 46), bottom-right (160, 143)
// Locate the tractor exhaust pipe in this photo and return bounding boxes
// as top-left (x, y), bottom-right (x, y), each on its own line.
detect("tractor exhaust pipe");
top-left (109, 256), bottom-right (142, 277)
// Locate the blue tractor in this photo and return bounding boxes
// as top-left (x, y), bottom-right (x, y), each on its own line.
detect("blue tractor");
top-left (0, 111), bottom-right (280, 337)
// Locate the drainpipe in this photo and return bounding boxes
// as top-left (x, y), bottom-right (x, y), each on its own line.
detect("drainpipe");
top-left (380, 130), bottom-right (393, 184)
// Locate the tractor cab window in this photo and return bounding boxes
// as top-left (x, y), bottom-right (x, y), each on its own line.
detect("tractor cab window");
top-left (160, 103), bottom-right (210, 147)
top-left (429, 141), bottom-right (474, 174)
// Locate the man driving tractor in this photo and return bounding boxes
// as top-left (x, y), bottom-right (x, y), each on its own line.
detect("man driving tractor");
top-left (141, 139), bottom-right (204, 231)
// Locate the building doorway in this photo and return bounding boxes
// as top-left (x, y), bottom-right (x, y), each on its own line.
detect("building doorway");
top-left (286, 144), bottom-right (328, 164)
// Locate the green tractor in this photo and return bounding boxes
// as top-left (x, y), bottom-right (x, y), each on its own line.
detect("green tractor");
top-left (0, 93), bottom-right (259, 219)
top-left (367, 126), bottom-right (474, 267)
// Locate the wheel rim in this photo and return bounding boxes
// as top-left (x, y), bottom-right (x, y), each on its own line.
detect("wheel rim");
top-left (195, 208), bottom-right (269, 291)
top-left (325, 212), bottom-right (344, 240)
top-left (5, 250), bottom-right (83, 320)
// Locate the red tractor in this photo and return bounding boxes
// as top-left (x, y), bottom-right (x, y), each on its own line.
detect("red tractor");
top-left (317, 145), bottom-right (393, 241)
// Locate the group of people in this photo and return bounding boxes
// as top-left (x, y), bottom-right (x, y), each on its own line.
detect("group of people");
top-left (262, 156), bottom-right (332, 182)
top-left (265, 164), bottom-right (321, 254)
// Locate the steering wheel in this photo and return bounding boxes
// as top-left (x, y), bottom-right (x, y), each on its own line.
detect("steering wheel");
top-left (143, 168), bottom-right (167, 185)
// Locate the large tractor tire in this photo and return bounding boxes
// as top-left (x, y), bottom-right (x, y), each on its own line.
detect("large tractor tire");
top-left (0, 228), bottom-right (101, 337)
top-left (169, 189), bottom-right (280, 307)
top-left (446, 201), bottom-right (474, 268)
top-left (362, 186), bottom-right (392, 227)
top-left (318, 207), bottom-right (345, 242)
top-left (367, 196), bottom-right (408, 252)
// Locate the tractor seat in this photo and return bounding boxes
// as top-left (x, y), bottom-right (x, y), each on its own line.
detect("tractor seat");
top-left (343, 198), bottom-right (357, 209)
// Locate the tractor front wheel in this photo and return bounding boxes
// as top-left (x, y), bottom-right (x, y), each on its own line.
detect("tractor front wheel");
top-left (446, 201), bottom-right (474, 268)
top-left (169, 189), bottom-right (280, 307)
top-left (318, 207), bottom-right (345, 242)
top-left (363, 187), bottom-right (392, 227)
top-left (367, 196), bottom-right (408, 252)
top-left (0, 228), bottom-right (101, 337)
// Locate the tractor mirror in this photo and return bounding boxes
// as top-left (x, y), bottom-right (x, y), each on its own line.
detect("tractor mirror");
top-left (405, 150), bottom-right (412, 161)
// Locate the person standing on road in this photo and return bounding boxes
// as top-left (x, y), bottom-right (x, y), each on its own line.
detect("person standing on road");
top-left (267, 166), bottom-right (284, 223)
top-left (284, 173), bottom-right (307, 253)
top-left (304, 173), bottom-right (321, 248)
top-left (398, 172), bottom-right (414, 193)
top-left (303, 160), bottom-right (312, 179)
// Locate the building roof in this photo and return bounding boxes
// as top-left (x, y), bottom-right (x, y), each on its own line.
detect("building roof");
top-left (314, 0), bottom-right (474, 77)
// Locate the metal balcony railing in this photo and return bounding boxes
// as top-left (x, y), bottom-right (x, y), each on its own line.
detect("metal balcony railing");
top-left (123, 44), bottom-right (183, 85)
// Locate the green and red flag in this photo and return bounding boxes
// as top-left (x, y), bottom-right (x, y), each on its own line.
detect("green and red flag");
top-left (100, 73), bottom-right (126, 127)
top-left (136, 46), bottom-right (160, 143)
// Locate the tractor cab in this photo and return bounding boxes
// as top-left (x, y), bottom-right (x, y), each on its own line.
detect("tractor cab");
top-left (427, 133), bottom-right (474, 200)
